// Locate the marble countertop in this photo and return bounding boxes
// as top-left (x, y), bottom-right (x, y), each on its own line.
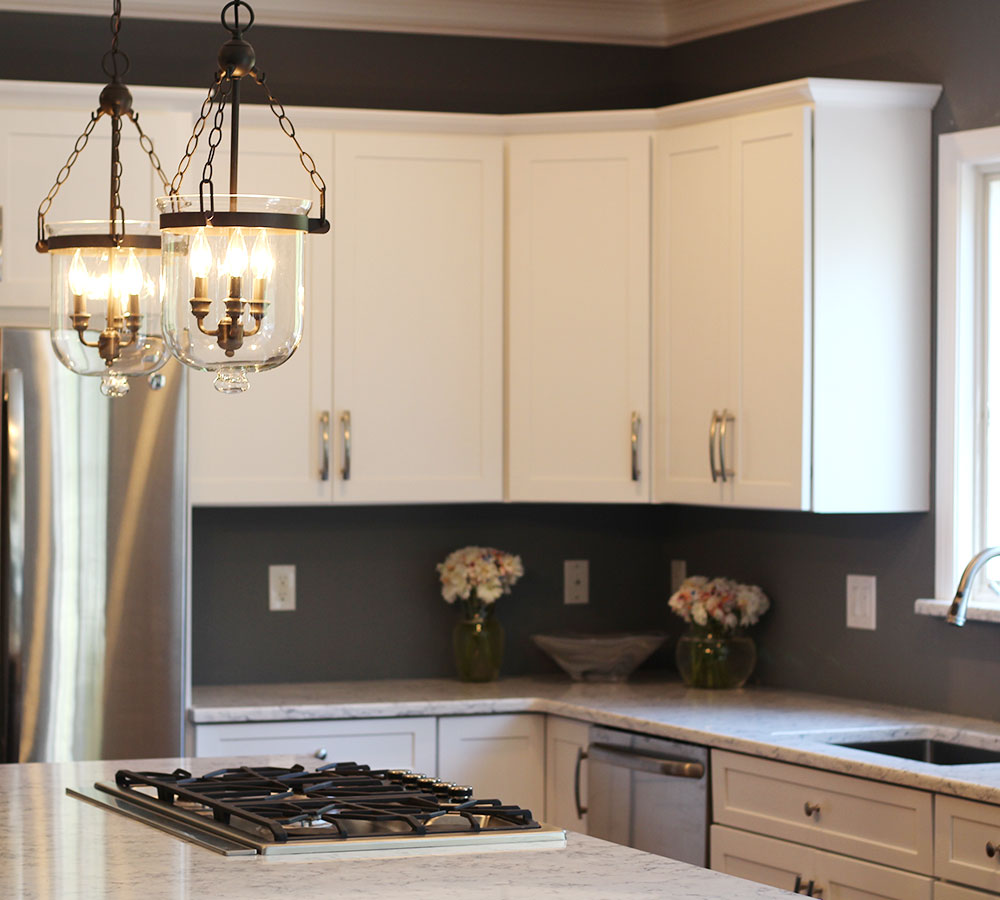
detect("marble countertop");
top-left (2, 755), bottom-right (792, 899)
top-left (193, 675), bottom-right (1000, 803)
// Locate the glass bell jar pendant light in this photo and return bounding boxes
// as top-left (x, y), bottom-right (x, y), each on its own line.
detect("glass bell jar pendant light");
top-left (36, 0), bottom-right (171, 398)
top-left (158, 0), bottom-right (329, 394)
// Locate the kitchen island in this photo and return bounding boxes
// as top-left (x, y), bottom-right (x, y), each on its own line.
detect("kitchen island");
top-left (1, 755), bottom-right (792, 899)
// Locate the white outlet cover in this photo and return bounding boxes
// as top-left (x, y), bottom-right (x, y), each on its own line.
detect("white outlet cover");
top-left (564, 560), bottom-right (589, 605)
top-left (269, 564), bottom-right (297, 612)
top-left (670, 559), bottom-right (687, 593)
top-left (846, 574), bottom-right (876, 630)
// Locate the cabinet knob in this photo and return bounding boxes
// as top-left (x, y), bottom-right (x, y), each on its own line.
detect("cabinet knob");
top-left (987, 840), bottom-right (998, 858)
top-left (315, 747), bottom-right (328, 760)
top-left (803, 801), bottom-right (820, 818)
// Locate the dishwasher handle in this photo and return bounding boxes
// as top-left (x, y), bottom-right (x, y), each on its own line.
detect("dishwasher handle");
top-left (574, 747), bottom-right (588, 819)
top-left (587, 742), bottom-right (705, 779)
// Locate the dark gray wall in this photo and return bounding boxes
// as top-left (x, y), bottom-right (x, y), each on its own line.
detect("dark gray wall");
top-left (8, 0), bottom-right (1000, 717)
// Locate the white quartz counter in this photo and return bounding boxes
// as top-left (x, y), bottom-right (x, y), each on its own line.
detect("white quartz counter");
top-left (193, 675), bottom-right (1000, 803)
top-left (2, 755), bottom-right (792, 899)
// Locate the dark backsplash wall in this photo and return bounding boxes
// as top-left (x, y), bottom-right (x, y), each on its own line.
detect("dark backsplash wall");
top-left (7, 0), bottom-right (1000, 716)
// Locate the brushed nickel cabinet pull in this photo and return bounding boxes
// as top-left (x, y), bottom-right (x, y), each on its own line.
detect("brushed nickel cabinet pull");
top-left (630, 411), bottom-right (641, 481)
top-left (318, 411), bottom-right (330, 481)
top-left (340, 410), bottom-right (351, 481)
top-left (315, 747), bottom-right (328, 760)
top-left (719, 409), bottom-right (735, 482)
top-left (709, 411), bottom-right (720, 482)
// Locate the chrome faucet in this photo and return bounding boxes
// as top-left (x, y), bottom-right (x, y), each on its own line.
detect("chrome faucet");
top-left (948, 547), bottom-right (1000, 626)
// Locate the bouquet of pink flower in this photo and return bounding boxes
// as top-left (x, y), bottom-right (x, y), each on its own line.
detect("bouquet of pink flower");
top-left (437, 546), bottom-right (524, 612)
top-left (668, 576), bottom-right (769, 632)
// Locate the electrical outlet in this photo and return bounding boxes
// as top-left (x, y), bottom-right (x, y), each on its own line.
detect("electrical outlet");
top-left (846, 574), bottom-right (876, 630)
top-left (670, 559), bottom-right (687, 593)
top-left (269, 564), bottom-right (296, 612)
top-left (564, 560), bottom-right (589, 605)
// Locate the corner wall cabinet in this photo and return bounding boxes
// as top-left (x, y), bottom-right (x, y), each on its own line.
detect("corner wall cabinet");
top-left (506, 131), bottom-right (651, 502)
top-left (653, 82), bottom-right (936, 512)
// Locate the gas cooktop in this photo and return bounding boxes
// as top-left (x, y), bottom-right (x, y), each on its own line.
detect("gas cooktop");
top-left (69, 761), bottom-right (566, 856)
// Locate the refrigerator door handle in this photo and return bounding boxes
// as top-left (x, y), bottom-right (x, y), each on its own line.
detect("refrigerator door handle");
top-left (2, 368), bottom-right (24, 762)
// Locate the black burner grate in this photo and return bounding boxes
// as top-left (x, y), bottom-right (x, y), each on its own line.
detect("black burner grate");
top-left (114, 762), bottom-right (540, 843)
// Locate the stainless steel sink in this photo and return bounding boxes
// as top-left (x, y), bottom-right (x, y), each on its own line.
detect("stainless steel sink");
top-left (832, 738), bottom-right (1000, 765)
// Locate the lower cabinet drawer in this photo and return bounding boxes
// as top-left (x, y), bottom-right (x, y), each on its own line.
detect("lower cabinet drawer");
top-left (712, 824), bottom-right (933, 899)
top-left (712, 750), bottom-right (933, 874)
top-left (935, 881), bottom-right (1000, 899)
top-left (936, 795), bottom-right (1000, 893)
top-left (193, 717), bottom-right (437, 773)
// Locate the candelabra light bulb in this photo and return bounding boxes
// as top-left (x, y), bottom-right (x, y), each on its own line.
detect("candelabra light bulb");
top-left (251, 229), bottom-right (274, 280)
top-left (68, 249), bottom-right (90, 297)
top-left (223, 227), bottom-right (249, 278)
top-left (122, 249), bottom-right (144, 297)
top-left (189, 227), bottom-right (213, 279)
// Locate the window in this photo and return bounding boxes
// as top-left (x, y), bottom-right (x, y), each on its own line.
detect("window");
top-left (932, 128), bottom-right (1000, 612)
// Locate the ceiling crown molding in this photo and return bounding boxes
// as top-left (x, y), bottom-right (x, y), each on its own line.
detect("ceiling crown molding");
top-left (3, 0), bottom-right (866, 47)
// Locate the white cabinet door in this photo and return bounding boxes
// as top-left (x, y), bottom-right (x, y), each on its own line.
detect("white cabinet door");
top-left (437, 714), bottom-right (546, 821)
top-left (653, 120), bottom-right (733, 505)
top-left (729, 106), bottom-right (812, 510)
top-left (935, 795), bottom-right (1000, 894)
top-left (194, 717), bottom-right (436, 772)
top-left (934, 881), bottom-right (1000, 899)
top-left (507, 132), bottom-right (651, 502)
top-left (187, 126), bottom-right (334, 505)
top-left (711, 825), bottom-right (933, 899)
top-left (0, 105), bottom-right (190, 324)
top-left (710, 824), bottom-right (814, 894)
top-left (545, 716), bottom-right (588, 832)
top-left (332, 132), bottom-right (503, 503)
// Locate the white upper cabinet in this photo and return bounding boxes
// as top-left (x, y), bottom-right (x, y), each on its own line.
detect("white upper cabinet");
top-left (188, 126), bottom-right (335, 505)
top-left (332, 132), bottom-right (504, 503)
top-left (0, 104), bottom-right (190, 325)
top-left (507, 132), bottom-right (651, 502)
top-left (654, 81), bottom-right (935, 512)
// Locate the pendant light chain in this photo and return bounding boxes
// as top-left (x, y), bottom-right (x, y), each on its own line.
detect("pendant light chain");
top-left (199, 75), bottom-right (234, 212)
top-left (168, 72), bottom-right (225, 199)
top-left (110, 111), bottom-right (125, 244)
top-left (129, 112), bottom-right (170, 191)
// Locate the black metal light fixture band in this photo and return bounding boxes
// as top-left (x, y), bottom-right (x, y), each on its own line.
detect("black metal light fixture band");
top-left (159, 211), bottom-right (313, 232)
top-left (41, 233), bottom-right (161, 251)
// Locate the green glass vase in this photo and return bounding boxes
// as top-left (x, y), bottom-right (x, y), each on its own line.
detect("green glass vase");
top-left (453, 606), bottom-right (504, 682)
top-left (675, 626), bottom-right (756, 689)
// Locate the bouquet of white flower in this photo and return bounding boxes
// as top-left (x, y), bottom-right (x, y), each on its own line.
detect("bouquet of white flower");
top-left (437, 546), bottom-right (524, 610)
top-left (668, 576), bottom-right (769, 632)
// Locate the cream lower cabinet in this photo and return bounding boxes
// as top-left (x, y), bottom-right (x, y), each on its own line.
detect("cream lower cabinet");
top-left (193, 716), bottom-right (437, 773)
top-left (437, 713), bottom-right (546, 821)
top-left (936, 795), bottom-right (1000, 894)
top-left (712, 824), bottom-right (933, 898)
top-left (189, 129), bottom-right (504, 505)
top-left (507, 131), bottom-right (651, 503)
top-left (544, 716), bottom-right (588, 832)
top-left (654, 81), bottom-right (935, 512)
top-left (936, 884), bottom-right (1000, 900)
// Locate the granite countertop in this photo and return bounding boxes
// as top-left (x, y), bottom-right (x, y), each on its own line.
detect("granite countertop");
top-left (193, 675), bottom-right (1000, 803)
top-left (1, 755), bottom-right (792, 899)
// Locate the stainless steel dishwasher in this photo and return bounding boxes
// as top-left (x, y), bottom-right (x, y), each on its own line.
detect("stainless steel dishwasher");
top-left (580, 725), bottom-right (708, 865)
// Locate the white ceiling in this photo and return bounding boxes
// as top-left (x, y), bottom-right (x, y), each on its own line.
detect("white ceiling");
top-left (3, 0), bottom-right (867, 47)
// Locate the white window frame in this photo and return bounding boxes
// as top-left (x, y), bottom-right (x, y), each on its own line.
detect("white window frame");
top-left (930, 126), bottom-right (1000, 618)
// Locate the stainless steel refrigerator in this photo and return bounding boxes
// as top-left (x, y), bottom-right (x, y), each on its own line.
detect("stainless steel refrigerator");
top-left (0, 328), bottom-right (186, 763)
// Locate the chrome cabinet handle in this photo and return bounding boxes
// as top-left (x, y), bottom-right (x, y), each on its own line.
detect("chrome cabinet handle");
top-left (630, 411), bottom-right (641, 481)
top-left (318, 411), bottom-right (330, 481)
top-left (804, 801), bottom-right (820, 818)
top-left (718, 409), bottom-right (735, 482)
top-left (315, 747), bottom-right (328, 760)
top-left (574, 747), bottom-right (588, 819)
top-left (340, 410), bottom-right (351, 481)
top-left (709, 411), bottom-right (720, 482)
top-left (587, 742), bottom-right (705, 779)
top-left (3, 369), bottom-right (24, 763)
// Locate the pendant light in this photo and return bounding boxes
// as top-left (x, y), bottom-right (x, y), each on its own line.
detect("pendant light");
top-left (36, 0), bottom-right (170, 398)
top-left (157, 0), bottom-right (329, 394)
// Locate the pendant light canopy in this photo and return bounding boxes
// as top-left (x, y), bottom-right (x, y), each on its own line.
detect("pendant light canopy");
top-left (36, 0), bottom-right (170, 398)
top-left (158, 0), bottom-right (329, 394)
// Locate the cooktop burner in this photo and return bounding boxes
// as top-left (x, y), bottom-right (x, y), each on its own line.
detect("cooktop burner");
top-left (70, 761), bottom-right (566, 856)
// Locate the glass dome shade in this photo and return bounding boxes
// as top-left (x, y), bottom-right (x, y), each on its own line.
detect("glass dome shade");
top-left (46, 220), bottom-right (167, 398)
top-left (157, 194), bottom-right (309, 394)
